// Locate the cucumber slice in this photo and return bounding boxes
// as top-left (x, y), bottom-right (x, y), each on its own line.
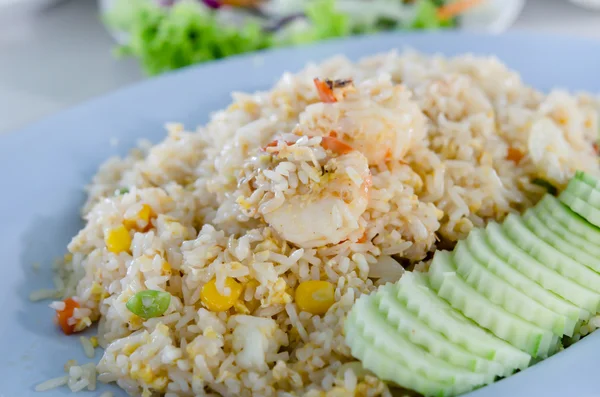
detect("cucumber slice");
top-left (533, 200), bottom-right (600, 258)
top-left (344, 321), bottom-right (460, 397)
top-left (502, 214), bottom-right (600, 293)
top-left (376, 284), bottom-right (505, 377)
top-left (429, 251), bottom-right (558, 357)
top-left (523, 208), bottom-right (600, 275)
top-left (465, 228), bottom-right (580, 334)
top-left (486, 221), bottom-right (597, 315)
top-left (565, 177), bottom-right (600, 209)
top-left (396, 272), bottom-right (530, 371)
top-left (537, 195), bottom-right (600, 243)
top-left (575, 170), bottom-right (600, 190)
top-left (453, 240), bottom-right (569, 337)
top-left (561, 190), bottom-right (600, 228)
top-left (348, 294), bottom-right (490, 387)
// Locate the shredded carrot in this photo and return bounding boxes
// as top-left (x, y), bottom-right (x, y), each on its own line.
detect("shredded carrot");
top-left (506, 147), bottom-right (524, 165)
top-left (56, 298), bottom-right (80, 335)
top-left (320, 136), bottom-right (354, 155)
top-left (437, 0), bottom-right (482, 20)
top-left (314, 78), bottom-right (337, 103)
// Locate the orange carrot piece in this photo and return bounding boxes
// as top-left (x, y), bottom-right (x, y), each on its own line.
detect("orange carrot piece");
top-left (56, 298), bottom-right (80, 335)
top-left (437, 0), bottom-right (481, 20)
top-left (506, 147), bottom-right (524, 164)
top-left (314, 78), bottom-right (337, 103)
top-left (320, 136), bottom-right (354, 155)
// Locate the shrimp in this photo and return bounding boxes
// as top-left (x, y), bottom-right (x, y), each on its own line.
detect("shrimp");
top-left (303, 78), bottom-right (426, 165)
top-left (263, 138), bottom-right (371, 248)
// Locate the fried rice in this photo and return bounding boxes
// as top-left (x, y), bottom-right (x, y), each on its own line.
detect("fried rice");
top-left (42, 50), bottom-right (600, 396)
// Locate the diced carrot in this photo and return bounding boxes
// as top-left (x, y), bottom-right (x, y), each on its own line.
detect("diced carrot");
top-left (314, 78), bottom-right (337, 103)
top-left (262, 139), bottom-right (292, 152)
top-left (56, 298), bottom-right (80, 335)
top-left (385, 148), bottom-right (392, 160)
top-left (320, 136), bottom-right (354, 155)
top-left (357, 232), bottom-right (368, 243)
top-left (437, 0), bottom-right (481, 20)
top-left (593, 142), bottom-right (599, 155)
top-left (506, 147), bottom-right (524, 165)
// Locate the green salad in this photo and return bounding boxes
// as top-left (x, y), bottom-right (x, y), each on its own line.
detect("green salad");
top-left (104, 0), bottom-right (476, 75)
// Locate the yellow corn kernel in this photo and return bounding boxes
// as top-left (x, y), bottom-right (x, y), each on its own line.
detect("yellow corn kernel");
top-left (295, 280), bottom-right (335, 315)
top-left (124, 204), bottom-right (154, 231)
top-left (128, 315), bottom-right (143, 329)
top-left (161, 261), bottom-right (172, 276)
top-left (89, 336), bottom-right (99, 348)
top-left (152, 375), bottom-right (168, 391)
top-left (132, 364), bottom-right (154, 383)
top-left (200, 277), bottom-right (243, 312)
top-left (105, 225), bottom-right (131, 254)
top-left (90, 282), bottom-right (104, 299)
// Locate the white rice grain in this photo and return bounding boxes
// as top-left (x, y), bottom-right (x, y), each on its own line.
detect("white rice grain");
top-left (35, 376), bottom-right (68, 391)
top-left (80, 336), bottom-right (95, 358)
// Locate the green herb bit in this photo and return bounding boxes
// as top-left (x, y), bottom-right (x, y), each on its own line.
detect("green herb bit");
top-left (126, 290), bottom-right (171, 319)
top-left (115, 187), bottom-right (130, 195)
top-left (532, 178), bottom-right (558, 195)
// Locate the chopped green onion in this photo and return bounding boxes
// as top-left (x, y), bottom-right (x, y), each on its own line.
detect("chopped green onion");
top-left (532, 178), bottom-right (557, 195)
top-left (115, 187), bottom-right (130, 195)
top-left (126, 290), bottom-right (171, 319)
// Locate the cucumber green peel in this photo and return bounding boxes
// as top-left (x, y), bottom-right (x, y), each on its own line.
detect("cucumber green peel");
top-left (345, 171), bottom-right (600, 396)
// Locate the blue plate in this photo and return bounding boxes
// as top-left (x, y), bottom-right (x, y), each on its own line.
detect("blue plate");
top-left (2, 32), bottom-right (600, 397)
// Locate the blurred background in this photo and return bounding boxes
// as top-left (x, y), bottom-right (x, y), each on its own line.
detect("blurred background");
top-left (1, 0), bottom-right (599, 134)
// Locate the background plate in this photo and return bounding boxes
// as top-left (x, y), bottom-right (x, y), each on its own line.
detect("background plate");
top-left (1, 31), bottom-right (600, 396)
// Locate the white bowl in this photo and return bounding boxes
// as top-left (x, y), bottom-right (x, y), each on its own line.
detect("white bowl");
top-left (458, 0), bottom-right (526, 33)
top-left (0, 0), bottom-right (62, 16)
top-left (569, 0), bottom-right (600, 9)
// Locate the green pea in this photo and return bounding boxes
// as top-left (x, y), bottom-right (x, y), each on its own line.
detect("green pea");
top-left (126, 290), bottom-right (171, 319)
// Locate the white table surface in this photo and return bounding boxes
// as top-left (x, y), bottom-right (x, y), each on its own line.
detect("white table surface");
top-left (1, 0), bottom-right (599, 134)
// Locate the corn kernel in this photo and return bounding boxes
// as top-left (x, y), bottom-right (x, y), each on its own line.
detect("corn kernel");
top-left (161, 261), bottom-right (172, 276)
top-left (124, 204), bottom-right (155, 231)
top-left (129, 315), bottom-right (143, 329)
top-left (132, 364), bottom-right (154, 383)
top-left (90, 282), bottom-right (104, 298)
top-left (200, 277), bottom-right (243, 312)
top-left (105, 225), bottom-right (131, 254)
top-left (295, 280), bottom-right (335, 315)
top-left (89, 336), bottom-right (99, 348)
